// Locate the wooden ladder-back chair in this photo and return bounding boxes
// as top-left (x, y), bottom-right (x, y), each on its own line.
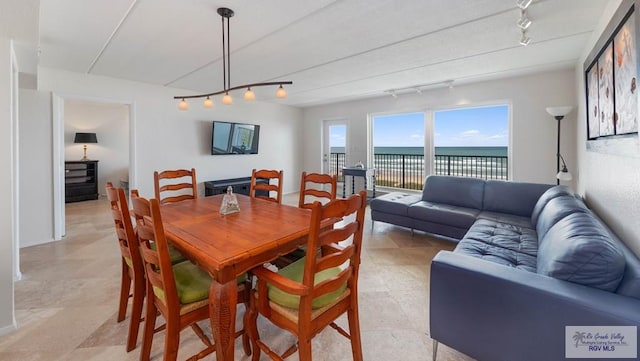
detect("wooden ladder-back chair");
top-left (154, 168), bottom-right (198, 204)
top-left (106, 182), bottom-right (144, 352)
top-left (250, 169), bottom-right (283, 204)
top-left (298, 172), bottom-right (337, 209)
top-left (245, 191), bottom-right (367, 361)
top-left (130, 189), bottom-right (186, 266)
top-left (131, 194), bottom-right (252, 361)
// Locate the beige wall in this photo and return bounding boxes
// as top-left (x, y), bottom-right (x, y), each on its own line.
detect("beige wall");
top-left (19, 89), bottom-right (53, 248)
top-left (0, 37), bottom-right (16, 334)
top-left (37, 67), bottom-right (304, 198)
top-left (575, 0), bottom-right (640, 256)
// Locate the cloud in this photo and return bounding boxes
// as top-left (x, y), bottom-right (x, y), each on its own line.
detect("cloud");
top-left (460, 129), bottom-right (480, 137)
top-left (487, 134), bottom-right (507, 139)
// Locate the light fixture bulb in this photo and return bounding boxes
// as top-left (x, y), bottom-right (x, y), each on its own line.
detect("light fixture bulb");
top-left (557, 167), bottom-right (573, 181)
top-left (203, 97), bottom-right (214, 108)
top-left (244, 88), bottom-right (256, 101)
top-left (178, 99), bottom-right (188, 111)
top-left (275, 85), bottom-right (287, 99)
top-left (222, 92), bottom-right (233, 105)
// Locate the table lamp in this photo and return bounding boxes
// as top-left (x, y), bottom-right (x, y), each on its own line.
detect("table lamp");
top-left (74, 132), bottom-right (98, 161)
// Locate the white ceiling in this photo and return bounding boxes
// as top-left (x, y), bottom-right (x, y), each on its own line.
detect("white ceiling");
top-left (27, 0), bottom-right (612, 106)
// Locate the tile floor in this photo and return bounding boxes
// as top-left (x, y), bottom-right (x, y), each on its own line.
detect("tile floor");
top-left (0, 193), bottom-right (474, 361)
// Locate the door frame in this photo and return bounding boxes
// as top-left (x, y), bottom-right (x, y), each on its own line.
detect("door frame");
top-left (52, 94), bottom-right (136, 240)
top-left (322, 119), bottom-right (348, 176)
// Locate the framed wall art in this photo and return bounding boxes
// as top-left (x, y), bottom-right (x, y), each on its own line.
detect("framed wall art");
top-left (584, 0), bottom-right (639, 142)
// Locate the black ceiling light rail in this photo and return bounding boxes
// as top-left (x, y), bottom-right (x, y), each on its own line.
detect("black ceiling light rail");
top-left (174, 7), bottom-right (292, 110)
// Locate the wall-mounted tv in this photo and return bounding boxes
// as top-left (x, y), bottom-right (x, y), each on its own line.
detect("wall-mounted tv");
top-left (211, 121), bottom-right (260, 155)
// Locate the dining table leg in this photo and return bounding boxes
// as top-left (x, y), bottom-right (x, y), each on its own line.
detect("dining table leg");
top-left (210, 279), bottom-right (238, 361)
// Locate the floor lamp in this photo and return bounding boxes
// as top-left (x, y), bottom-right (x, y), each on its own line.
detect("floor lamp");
top-left (545, 106), bottom-right (573, 185)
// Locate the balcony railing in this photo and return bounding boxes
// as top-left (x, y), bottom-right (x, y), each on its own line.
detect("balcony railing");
top-left (328, 152), bottom-right (508, 191)
top-left (327, 152), bottom-right (346, 182)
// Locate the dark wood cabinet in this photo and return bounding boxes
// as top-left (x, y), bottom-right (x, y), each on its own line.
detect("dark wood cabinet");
top-left (204, 177), bottom-right (267, 197)
top-left (65, 160), bottom-right (99, 203)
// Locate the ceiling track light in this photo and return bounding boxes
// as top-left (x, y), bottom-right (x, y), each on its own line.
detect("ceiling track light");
top-left (517, 0), bottom-right (532, 10)
top-left (385, 79), bottom-right (455, 97)
top-left (516, 1), bottom-right (532, 46)
top-left (517, 10), bottom-right (531, 30)
top-left (174, 7), bottom-right (292, 110)
top-left (520, 29), bottom-right (531, 46)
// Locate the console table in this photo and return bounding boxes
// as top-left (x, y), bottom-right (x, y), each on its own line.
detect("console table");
top-left (204, 177), bottom-right (267, 197)
top-left (342, 167), bottom-right (376, 199)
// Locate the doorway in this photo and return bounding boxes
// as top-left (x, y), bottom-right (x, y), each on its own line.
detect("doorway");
top-left (322, 120), bottom-right (347, 182)
top-left (53, 95), bottom-right (135, 240)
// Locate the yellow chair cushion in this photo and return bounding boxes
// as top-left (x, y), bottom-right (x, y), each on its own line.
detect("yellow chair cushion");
top-left (267, 257), bottom-right (346, 309)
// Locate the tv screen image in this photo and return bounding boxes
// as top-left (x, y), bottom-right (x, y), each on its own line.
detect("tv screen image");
top-left (211, 121), bottom-right (260, 155)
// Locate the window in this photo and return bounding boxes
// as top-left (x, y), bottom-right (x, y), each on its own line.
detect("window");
top-left (371, 112), bottom-right (425, 190)
top-left (433, 105), bottom-right (509, 180)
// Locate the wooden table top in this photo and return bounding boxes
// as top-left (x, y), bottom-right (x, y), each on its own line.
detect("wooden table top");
top-left (159, 194), bottom-right (314, 283)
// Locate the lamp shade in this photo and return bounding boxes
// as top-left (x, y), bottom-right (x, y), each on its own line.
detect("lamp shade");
top-left (74, 132), bottom-right (98, 144)
top-left (557, 170), bottom-right (573, 181)
top-left (545, 106), bottom-right (573, 117)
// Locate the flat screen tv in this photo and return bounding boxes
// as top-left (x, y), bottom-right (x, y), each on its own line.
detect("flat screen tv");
top-left (211, 121), bottom-right (260, 155)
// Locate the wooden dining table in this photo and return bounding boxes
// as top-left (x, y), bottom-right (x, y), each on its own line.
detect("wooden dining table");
top-left (159, 194), bottom-right (319, 361)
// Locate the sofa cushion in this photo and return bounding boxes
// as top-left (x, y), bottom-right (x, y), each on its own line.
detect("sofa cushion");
top-left (369, 192), bottom-right (421, 217)
top-left (531, 185), bottom-right (577, 225)
top-left (464, 219), bottom-right (538, 257)
top-left (476, 211), bottom-right (533, 229)
top-left (454, 239), bottom-right (537, 272)
top-left (483, 180), bottom-right (552, 217)
top-left (408, 201), bottom-right (479, 229)
top-left (535, 195), bottom-right (590, 239)
top-left (537, 212), bottom-right (625, 292)
top-left (421, 176), bottom-right (485, 210)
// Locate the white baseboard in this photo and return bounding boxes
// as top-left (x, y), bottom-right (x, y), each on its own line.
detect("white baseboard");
top-left (19, 237), bottom-right (57, 249)
top-left (0, 321), bottom-right (17, 337)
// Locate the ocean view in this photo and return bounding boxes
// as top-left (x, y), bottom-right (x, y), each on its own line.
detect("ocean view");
top-left (328, 146), bottom-right (509, 188)
top-left (331, 146), bottom-right (508, 156)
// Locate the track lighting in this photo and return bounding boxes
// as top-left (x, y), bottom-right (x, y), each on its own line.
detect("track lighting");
top-left (520, 31), bottom-right (531, 46)
top-left (517, 0), bottom-right (532, 10)
top-left (517, 1), bottom-right (533, 46)
top-left (517, 10), bottom-right (532, 30)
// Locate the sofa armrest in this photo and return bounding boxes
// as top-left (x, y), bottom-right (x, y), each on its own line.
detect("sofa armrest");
top-left (430, 251), bottom-right (640, 361)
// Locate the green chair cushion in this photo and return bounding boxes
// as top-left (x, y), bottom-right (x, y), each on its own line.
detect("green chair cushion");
top-left (267, 257), bottom-right (346, 309)
top-left (152, 260), bottom-right (248, 306)
top-left (150, 242), bottom-right (186, 264)
top-left (172, 260), bottom-right (212, 304)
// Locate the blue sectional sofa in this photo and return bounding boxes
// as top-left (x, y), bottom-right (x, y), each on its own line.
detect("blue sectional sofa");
top-left (370, 176), bottom-right (640, 361)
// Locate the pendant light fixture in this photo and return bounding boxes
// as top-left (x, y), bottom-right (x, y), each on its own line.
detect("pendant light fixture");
top-left (174, 7), bottom-right (292, 110)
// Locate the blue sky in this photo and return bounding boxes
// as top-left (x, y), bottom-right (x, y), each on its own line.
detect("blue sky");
top-left (432, 105), bottom-right (509, 147)
top-left (330, 104), bottom-right (509, 148)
